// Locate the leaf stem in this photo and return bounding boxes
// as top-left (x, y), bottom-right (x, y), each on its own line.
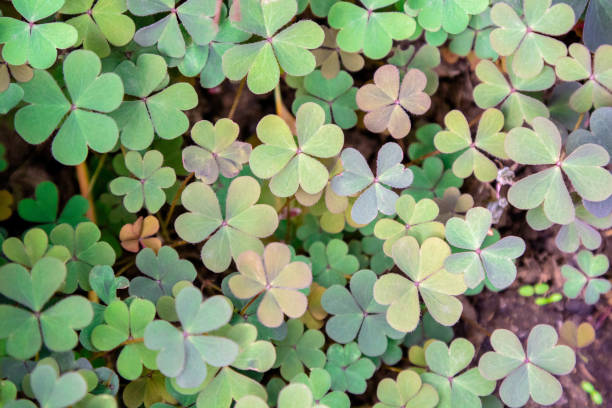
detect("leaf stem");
top-left (116, 261), bottom-right (135, 277)
top-left (405, 150), bottom-right (441, 167)
top-left (228, 77), bottom-right (246, 120)
top-left (240, 291), bottom-right (264, 316)
top-left (87, 153), bottom-right (107, 196)
top-left (76, 162), bottom-right (96, 223)
top-left (573, 112), bottom-right (585, 132)
top-left (121, 337), bottom-right (144, 346)
top-left (163, 173), bottom-right (194, 234)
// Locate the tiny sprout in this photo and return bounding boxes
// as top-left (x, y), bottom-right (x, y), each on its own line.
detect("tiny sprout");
top-left (534, 283), bottom-right (550, 295)
top-left (518, 285), bottom-right (534, 297)
top-left (581, 381), bottom-right (603, 405)
top-left (534, 293), bottom-right (562, 306)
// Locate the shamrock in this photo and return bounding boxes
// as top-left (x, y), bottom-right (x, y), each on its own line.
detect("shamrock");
top-left (406, 0), bottom-right (489, 36)
top-left (374, 369), bottom-right (439, 408)
top-left (312, 27), bottom-right (364, 79)
top-left (562, 250), bottom-right (611, 305)
top-left (308, 239), bottom-right (359, 287)
top-left (324, 342), bottom-right (375, 395)
top-left (331, 143), bottom-right (413, 225)
top-left (119, 215), bottom-right (162, 253)
top-left (449, 10), bottom-right (498, 60)
top-left (422, 339), bottom-right (495, 408)
top-left (387, 44), bottom-right (441, 96)
top-left (92, 299), bottom-right (157, 380)
top-left (16, 364), bottom-right (88, 408)
top-left (292, 368), bottom-right (350, 408)
top-left (0, 0), bottom-right (77, 69)
top-left (229, 243), bottom-right (312, 328)
top-left (554, 44), bottom-right (612, 113)
top-left (222, 0), bottom-right (324, 94)
top-left (473, 59), bottom-right (554, 129)
top-left (196, 367), bottom-right (267, 408)
top-left (89, 265), bottom-right (129, 305)
top-left (321, 269), bottom-right (404, 357)
top-left (15, 50), bottom-right (124, 165)
top-left (505, 117), bottom-right (612, 225)
top-left (60, 0), bottom-right (135, 58)
top-left (273, 319), bottom-right (326, 381)
top-left (434, 109), bottom-right (508, 182)
top-left (356, 65), bottom-right (430, 139)
top-left (144, 286), bottom-right (238, 388)
top-left (0, 48), bottom-right (33, 93)
top-left (250, 102), bottom-right (344, 197)
top-left (478, 324), bottom-right (576, 407)
top-left (109, 150), bottom-right (177, 213)
top-left (129, 246), bottom-right (197, 303)
top-left (182, 118), bottom-right (251, 184)
top-left (50, 222), bottom-right (116, 293)
top-left (328, 0), bottom-right (415, 60)
top-left (404, 157), bottom-right (463, 201)
top-left (1, 227), bottom-right (69, 268)
top-left (112, 53), bottom-right (198, 150)
top-left (374, 236), bottom-right (466, 332)
top-left (0, 257), bottom-right (93, 359)
top-left (292, 70), bottom-right (358, 129)
top-left (175, 176), bottom-right (278, 272)
top-left (444, 207), bottom-right (525, 289)
top-left (128, 0), bottom-right (218, 58)
top-left (374, 195), bottom-right (445, 256)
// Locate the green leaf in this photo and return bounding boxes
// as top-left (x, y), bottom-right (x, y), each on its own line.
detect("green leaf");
top-left (387, 44), bottom-right (441, 95)
top-left (196, 366), bottom-right (267, 408)
top-left (374, 369), bottom-right (439, 408)
top-left (2, 227), bottom-right (70, 268)
top-left (562, 250), bottom-right (610, 305)
top-left (292, 368), bottom-right (350, 408)
top-left (407, 0), bottom-right (489, 36)
top-left (273, 319), bottom-right (326, 381)
top-left (309, 239), bottom-right (359, 288)
top-left (29, 364), bottom-right (87, 408)
top-left (89, 265), bottom-right (129, 305)
top-left (324, 342), bottom-right (375, 394)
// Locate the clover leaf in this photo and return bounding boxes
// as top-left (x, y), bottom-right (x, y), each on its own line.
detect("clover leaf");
top-left (449, 9), bottom-right (498, 60)
top-left (60, 0), bottom-right (135, 57)
top-left (444, 207), bottom-right (525, 289)
top-left (92, 299), bottom-right (157, 380)
top-left (130, 246), bottom-right (197, 303)
top-left (175, 176), bottom-right (278, 272)
top-left (272, 319), bottom-right (326, 381)
top-left (434, 108), bottom-right (508, 182)
top-left (128, 0), bottom-right (218, 58)
top-left (403, 157), bottom-right (463, 201)
top-left (0, 48), bottom-right (33, 93)
top-left (356, 66), bottom-right (430, 139)
top-left (555, 43), bottom-right (612, 113)
top-left (222, 0), bottom-right (323, 94)
top-left (276, 383), bottom-right (314, 408)
top-left (406, 0), bottom-right (489, 36)
top-left (473, 59), bottom-right (554, 129)
top-left (373, 236), bottom-right (466, 332)
top-left (292, 70), bottom-right (358, 129)
top-left (422, 338), bottom-right (495, 408)
top-left (2, 227), bottom-right (70, 268)
top-left (328, 0), bottom-right (415, 60)
top-left (312, 27), bottom-right (364, 79)
top-left (292, 368), bottom-right (350, 408)
top-left (374, 195), bottom-right (444, 256)
top-left (562, 250), bottom-right (611, 305)
top-left (0, 257), bottom-right (93, 359)
top-left (324, 342), bottom-right (375, 395)
top-left (331, 143), bottom-right (413, 225)
top-left (50, 222), bottom-right (116, 293)
top-left (25, 364), bottom-right (88, 408)
top-left (321, 269), bottom-right (404, 357)
top-left (478, 324), bottom-right (576, 407)
top-left (89, 265), bottom-right (129, 305)
top-left (144, 286), bottom-right (238, 388)
top-left (374, 369), bottom-right (439, 408)
top-left (122, 371), bottom-right (175, 408)
top-left (250, 102), bottom-right (344, 197)
top-left (506, 117), bottom-right (612, 225)
top-left (309, 239), bottom-right (359, 287)
top-left (182, 118), bottom-right (251, 184)
top-left (490, 0), bottom-right (575, 79)
top-left (196, 367), bottom-right (267, 408)
top-left (229, 243), bottom-right (312, 328)
top-left (387, 44), bottom-right (441, 95)
top-left (0, 0), bottom-right (77, 69)
top-left (15, 50), bottom-right (124, 165)
top-left (110, 150), bottom-right (177, 213)
top-left (119, 215), bottom-right (162, 253)
top-left (566, 106), bottom-right (612, 158)
top-left (218, 322), bottom-right (276, 373)
top-left (112, 53), bottom-right (198, 150)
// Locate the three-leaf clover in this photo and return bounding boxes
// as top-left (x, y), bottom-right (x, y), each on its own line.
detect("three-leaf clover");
top-left (0, 0), bottom-right (78, 69)
top-left (321, 269), bottom-right (404, 357)
top-left (175, 176), bottom-right (278, 272)
top-left (109, 150), bottom-right (177, 213)
top-left (182, 118), bottom-right (251, 184)
top-left (422, 338), bottom-right (495, 408)
top-left (404, 157), bottom-right (463, 201)
top-left (505, 117), bottom-right (612, 225)
top-left (144, 286), bottom-right (239, 388)
top-left (444, 207), bottom-right (525, 290)
top-left (331, 143), bottom-right (413, 225)
top-left (119, 215), bottom-right (162, 253)
top-left (292, 368), bottom-right (350, 408)
top-left (15, 50), bottom-right (124, 165)
top-left (112, 53), bottom-right (198, 150)
top-left (449, 10), bottom-right (498, 60)
top-left (308, 239), bottom-right (359, 287)
top-left (373, 236), bottom-right (466, 332)
top-left (562, 250), bottom-right (611, 305)
top-left (324, 342), bottom-right (375, 394)
top-left (19, 364), bottom-right (87, 408)
top-left (91, 299), bottom-right (158, 380)
top-left (374, 369), bottom-right (439, 408)
top-left (250, 102), bottom-right (344, 197)
top-left (129, 246), bottom-right (197, 303)
top-left (406, 0), bottom-right (489, 36)
top-left (1, 227), bottom-right (70, 268)
top-left (0, 257), bottom-right (93, 359)
top-left (328, 0), bottom-right (415, 60)
top-left (222, 0), bottom-right (324, 94)
top-left (128, 0), bottom-right (218, 58)
top-left (490, 0), bottom-right (575, 79)
top-left (273, 319), bottom-right (326, 381)
top-left (478, 324), bottom-right (576, 407)
top-left (356, 65), bottom-right (430, 139)
top-left (434, 108), bottom-right (508, 182)
top-left (229, 242), bottom-right (312, 328)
